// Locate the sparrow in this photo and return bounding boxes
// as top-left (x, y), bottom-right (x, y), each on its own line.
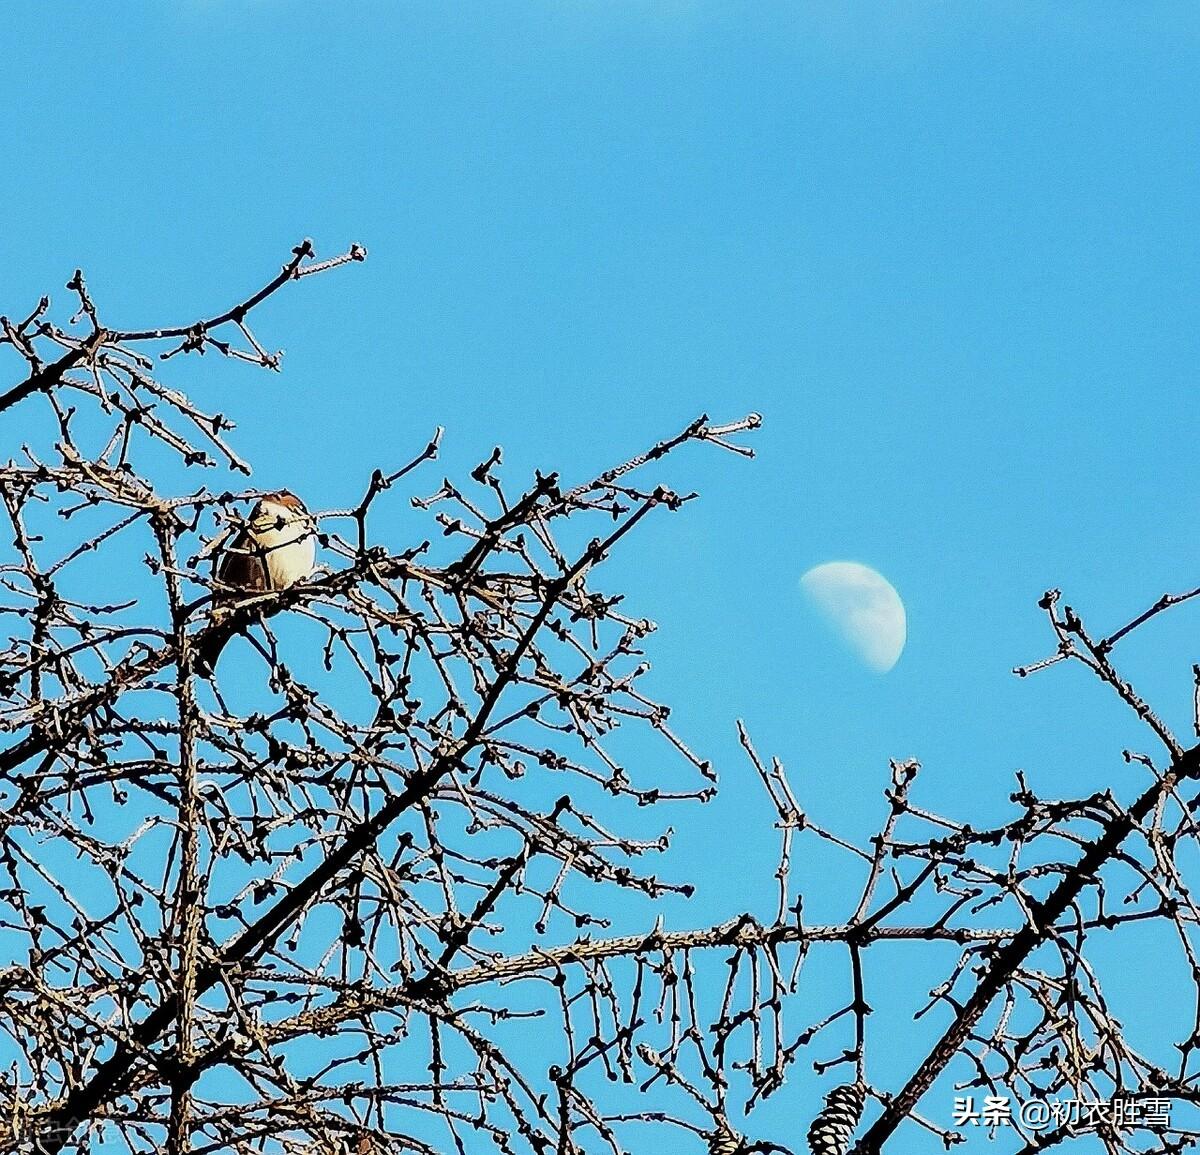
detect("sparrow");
top-left (195, 489), bottom-right (317, 673)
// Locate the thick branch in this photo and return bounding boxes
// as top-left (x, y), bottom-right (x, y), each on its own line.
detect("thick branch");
top-left (32, 500), bottom-right (656, 1152)
top-left (851, 742), bottom-right (1200, 1153)
top-left (0, 342), bottom-right (92, 415)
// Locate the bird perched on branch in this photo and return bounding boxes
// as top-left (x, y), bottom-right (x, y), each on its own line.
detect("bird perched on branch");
top-left (195, 489), bottom-right (316, 673)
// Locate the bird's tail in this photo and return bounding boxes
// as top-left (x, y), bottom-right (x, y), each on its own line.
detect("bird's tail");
top-left (194, 621), bottom-right (234, 677)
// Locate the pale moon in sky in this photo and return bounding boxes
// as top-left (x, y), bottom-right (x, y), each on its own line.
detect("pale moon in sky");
top-left (800, 562), bottom-right (906, 673)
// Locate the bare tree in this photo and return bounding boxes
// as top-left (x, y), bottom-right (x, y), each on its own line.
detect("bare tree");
top-left (0, 243), bottom-right (1194, 1155)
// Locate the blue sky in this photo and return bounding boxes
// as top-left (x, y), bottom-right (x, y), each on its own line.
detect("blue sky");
top-left (4, 3), bottom-right (1200, 1151)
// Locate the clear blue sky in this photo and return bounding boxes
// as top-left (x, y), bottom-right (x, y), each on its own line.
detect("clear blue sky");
top-left (3, 4), bottom-right (1200, 1151)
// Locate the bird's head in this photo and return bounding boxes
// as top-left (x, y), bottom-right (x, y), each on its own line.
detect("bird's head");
top-left (257, 489), bottom-right (307, 513)
top-left (249, 489), bottom-right (312, 531)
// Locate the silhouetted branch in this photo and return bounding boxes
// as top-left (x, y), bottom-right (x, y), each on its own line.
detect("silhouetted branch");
top-left (2, 245), bottom-right (1190, 1155)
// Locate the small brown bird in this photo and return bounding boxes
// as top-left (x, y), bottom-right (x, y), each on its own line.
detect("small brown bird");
top-left (196, 489), bottom-right (317, 673)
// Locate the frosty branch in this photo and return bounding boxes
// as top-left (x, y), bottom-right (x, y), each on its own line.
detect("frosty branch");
top-left (0, 244), bottom-right (1194, 1155)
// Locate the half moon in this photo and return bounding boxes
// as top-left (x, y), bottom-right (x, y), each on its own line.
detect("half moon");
top-left (801, 562), bottom-right (906, 673)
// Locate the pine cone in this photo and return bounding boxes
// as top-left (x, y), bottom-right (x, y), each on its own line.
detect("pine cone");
top-left (807, 1083), bottom-right (866, 1155)
top-left (708, 1127), bottom-right (745, 1155)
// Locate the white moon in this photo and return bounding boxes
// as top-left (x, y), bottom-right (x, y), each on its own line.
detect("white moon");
top-left (801, 562), bottom-right (906, 673)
